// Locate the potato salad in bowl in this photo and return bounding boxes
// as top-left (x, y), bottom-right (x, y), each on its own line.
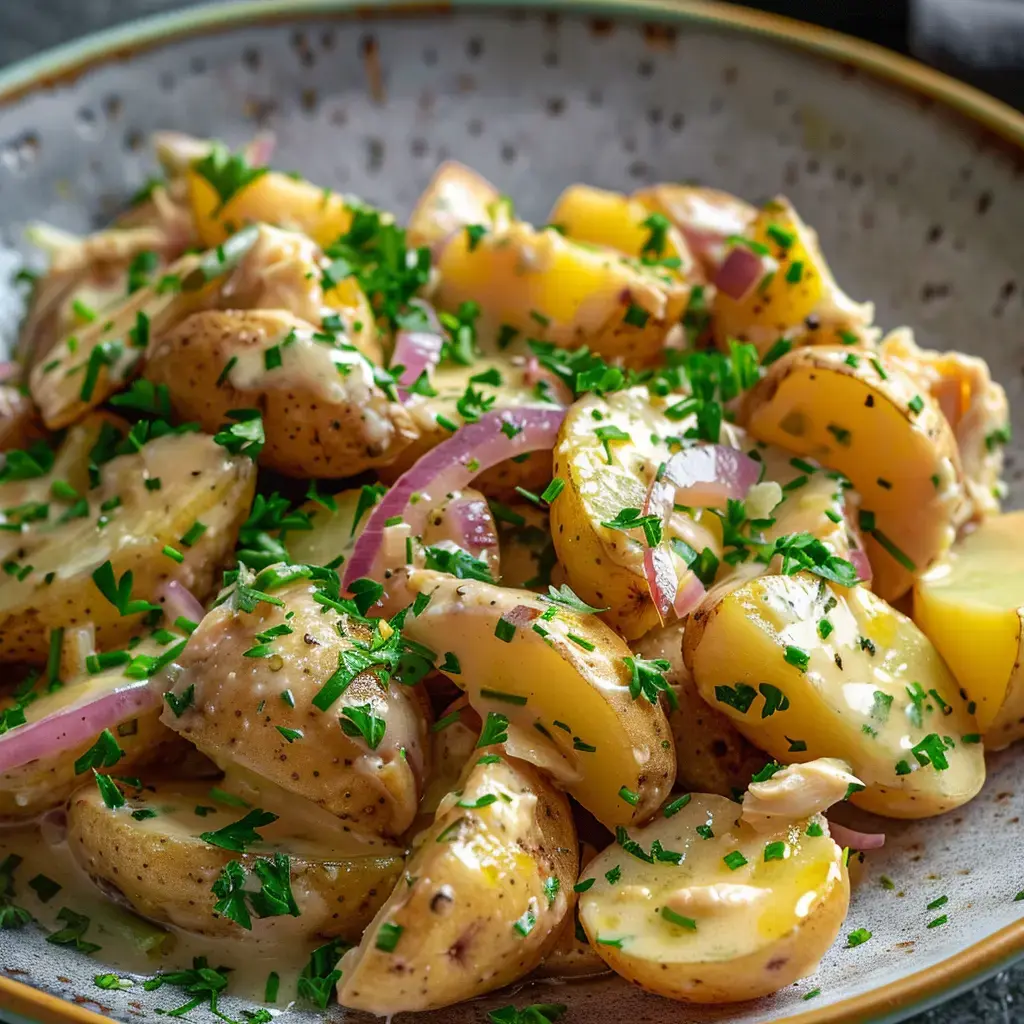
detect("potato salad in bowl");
top-left (0, 131), bottom-right (1015, 1019)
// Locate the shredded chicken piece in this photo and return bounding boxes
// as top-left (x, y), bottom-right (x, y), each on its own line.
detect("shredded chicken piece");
top-left (741, 757), bottom-right (862, 833)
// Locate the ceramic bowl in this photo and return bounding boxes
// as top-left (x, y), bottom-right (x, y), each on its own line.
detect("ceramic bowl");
top-left (0, 3), bottom-right (1023, 1023)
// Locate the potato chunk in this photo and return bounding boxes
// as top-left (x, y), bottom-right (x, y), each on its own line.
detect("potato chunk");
top-left (685, 572), bottom-right (984, 818)
top-left (578, 792), bottom-right (849, 1002)
top-left (914, 511), bottom-right (1024, 747)
top-left (406, 160), bottom-right (501, 249)
top-left (743, 346), bottom-right (969, 600)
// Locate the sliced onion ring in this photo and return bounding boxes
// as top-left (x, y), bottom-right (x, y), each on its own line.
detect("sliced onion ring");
top-left (715, 245), bottom-right (769, 302)
top-left (0, 679), bottom-right (161, 773)
top-left (827, 820), bottom-right (886, 851)
top-left (392, 299), bottom-right (445, 403)
top-left (662, 445), bottom-right (762, 508)
top-left (344, 405), bottom-right (566, 587)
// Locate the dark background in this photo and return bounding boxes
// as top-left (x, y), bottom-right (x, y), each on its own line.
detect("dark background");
top-left (0, 2), bottom-right (1021, 1023)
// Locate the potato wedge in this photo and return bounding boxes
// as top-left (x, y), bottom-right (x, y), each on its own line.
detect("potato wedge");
top-left (0, 429), bottom-right (255, 663)
top-left (162, 574), bottom-right (430, 837)
top-left (914, 512), bottom-right (1024, 746)
top-left (379, 356), bottom-right (559, 499)
top-left (881, 327), bottom-right (1009, 519)
top-left (712, 198), bottom-right (874, 356)
top-left (145, 309), bottom-right (417, 478)
top-left (419, 698), bottom-right (479, 818)
top-left (685, 572), bottom-right (984, 817)
top-left (0, 647), bottom-right (180, 819)
top-left (434, 220), bottom-right (692, 366)
top-left (578, 792), bottom-right (849, 1002)
top-left (633, 623), bottom-right (765, 798)
top-left (337, 748), bottom-right (576, 1013)
top-left (548, 184), bottom-right (697, 279)
top-left (400, 569), bottom-right (675, 828)
top-left (550, 387), bottom-right (722, 640)
top-left (743, 346), bottom-right (969, 600)
top-left (67, 779), bottom-right (404, 941)
top-left (407, 160), bottom-right (501, 249)
top-left (187, 165), bottom-right (357, 248)
top-left (633, 184), bottom-right (755, 277)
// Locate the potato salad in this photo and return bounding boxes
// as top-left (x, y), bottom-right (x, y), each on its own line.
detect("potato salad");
top-left (0, 132), bottom-right (1015, 1019)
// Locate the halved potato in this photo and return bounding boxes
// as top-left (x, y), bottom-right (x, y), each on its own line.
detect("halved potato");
top-left (633, 623), bottom-right (765, 798)
top-left (434, 220), bottom-right (692, 366)
top-left (548, 184), bottom-right (697, 279)
top-left (914, 512), bottom-right (1024, 747)
top-left (379, 355), bottom-right (560, 499)
top-left (712, 197), bottom-right (875, 356)
top-left (186, 165), bottom-right (358, 248)
top-left (67, 779), bottom-right (404, 941)
top-left (685, 572), bottom-right (984, 818)
top-left (0, 641), bottom-right (182, 819)
top-left (743, 346), bottom-right (969, 600)
top-left (550, 388), bottom-right (719, 640)
top-left (881, 327), bottom-right (1009, 520)
top-left (578, 792), bottom-right (849, 1002)
top-left (337, 748), bottom-right (576, 1013)
top-left (633, 184), bottom-right (756, 277)
top-left (406, 160), bottom-right (501, 249)
top-left (0, 429), bottom-right (255, 663)
top-left (145, 309), bottom-right (417, 478)
top-left (162, 574), bottom-right (430, 837)
top-left (400, 569), bottom-right (675, 828)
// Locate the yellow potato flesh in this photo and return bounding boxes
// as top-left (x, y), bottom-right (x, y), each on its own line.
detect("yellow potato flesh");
top-left (285, 488), bottom-right (365, 570)
top-left (689, 573), bottom-right (983, 817)
top-left (914, 512), bottom-right (1024, 738)
top-left (745, 351), bottom-right (962, 600)
top-left (400, 570), bottom-right (675, 828)
top-left (579, 795), bottom-right (848, 1003)
top-left (435, 221), bottom-right (690, 365)
top-left (187, 169), bottom-right (356, 248)
top-left (548, 184), bottom-right (694, 277)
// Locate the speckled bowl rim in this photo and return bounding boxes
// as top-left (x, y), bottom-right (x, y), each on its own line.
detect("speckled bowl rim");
top-left (0, 2), bottom-right (1022, 1023)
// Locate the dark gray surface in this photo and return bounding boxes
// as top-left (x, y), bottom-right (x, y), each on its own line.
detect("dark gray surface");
top-left (0, 2), bottom-right (1020, 1023)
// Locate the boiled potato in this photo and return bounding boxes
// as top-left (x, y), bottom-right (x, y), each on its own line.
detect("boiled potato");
top-left (282, 486), bottom-right (366, 570)
top-left (495, 504), bottom-right (560, 591)
top-left (0, 640), bottom-right (182, 819)
top-left (578, 790), bottom-right (849, 1002)
top-left (881, 327), bottom-right (1009, 519)
top-left (67, 779), bottom-right (404, 941)
top-left (337, 748), bottom-right (576, 1013)
top-left (743, 346), bottom-right (969, 600)
top-left (633, 184), bottom-right (756, 277)
top-left (685, 572), bottom-right (984, 817)
top-left (0, 385), bottom-right (41, 452)
top-left (419, 697), bottom-right (479, 818)
top-left (145, 309), bottom-right (417, 478)
top-left (550, 387), bottom-right (722, 640)
top-left (548, 184), bottom-right (697, 279)
top-left (712, 197), bottom-right (874, 356)
top-left (162, 573), bottom-right (430, 837)
top-left (187, 162), bottom-right (358, 248)
top-left (914, 512), bottom-right (1024, 747)
top-left (399, 569), bottom-right (675, 828)
top-left (379, 356), bottom-right (560, 499)
top-left (633, 623), bottom-right (765, 798)
top-left (434, 220), bottom-right (692, 366)
top-left (0, 429), bottom-right (255, 663)
top-left (407, 160), bottom-right (501, 249)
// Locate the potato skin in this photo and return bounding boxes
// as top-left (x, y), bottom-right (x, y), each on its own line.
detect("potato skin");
top-left (0, 431), bottom-right (255, 664)
top-left (337, 751), bottom-right (577, 1014)
top-left (146, 309), bottom-right (418, 479)
top-left (406, 160), bottom-right (500, 249)
top-left (66, 781), bottom-right (404, 941)
top-left (633, 623), bottom-right (766, 797)
top-left (163, 577), bottom-right (430, 837)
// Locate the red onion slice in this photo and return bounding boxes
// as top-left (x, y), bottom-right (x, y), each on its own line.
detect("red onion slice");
top-left (392, 300), bottom-right (445, 403)
top-left (662, 445), bottom-right (762, 508)
top-left (640, 478), bottom-right (706, 624)
top-left (843, 493), bottom-right (873, 583)
top-left (828, 820), bottom-right (886, 851)
top-left (343, 405), bottom-right (566, 587)
top-left (158, 580), bottom-right (205, 624)
top-left (443, 494), bottom-right (499, 550)
top-left (715, 245), bottom-right (769, 302)
top-left (0, 362), bottom-right (19, 386)
top-left (0, 679), bottom-right (161, 772)
top-left (243, 131), bottom-right (277, 168)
